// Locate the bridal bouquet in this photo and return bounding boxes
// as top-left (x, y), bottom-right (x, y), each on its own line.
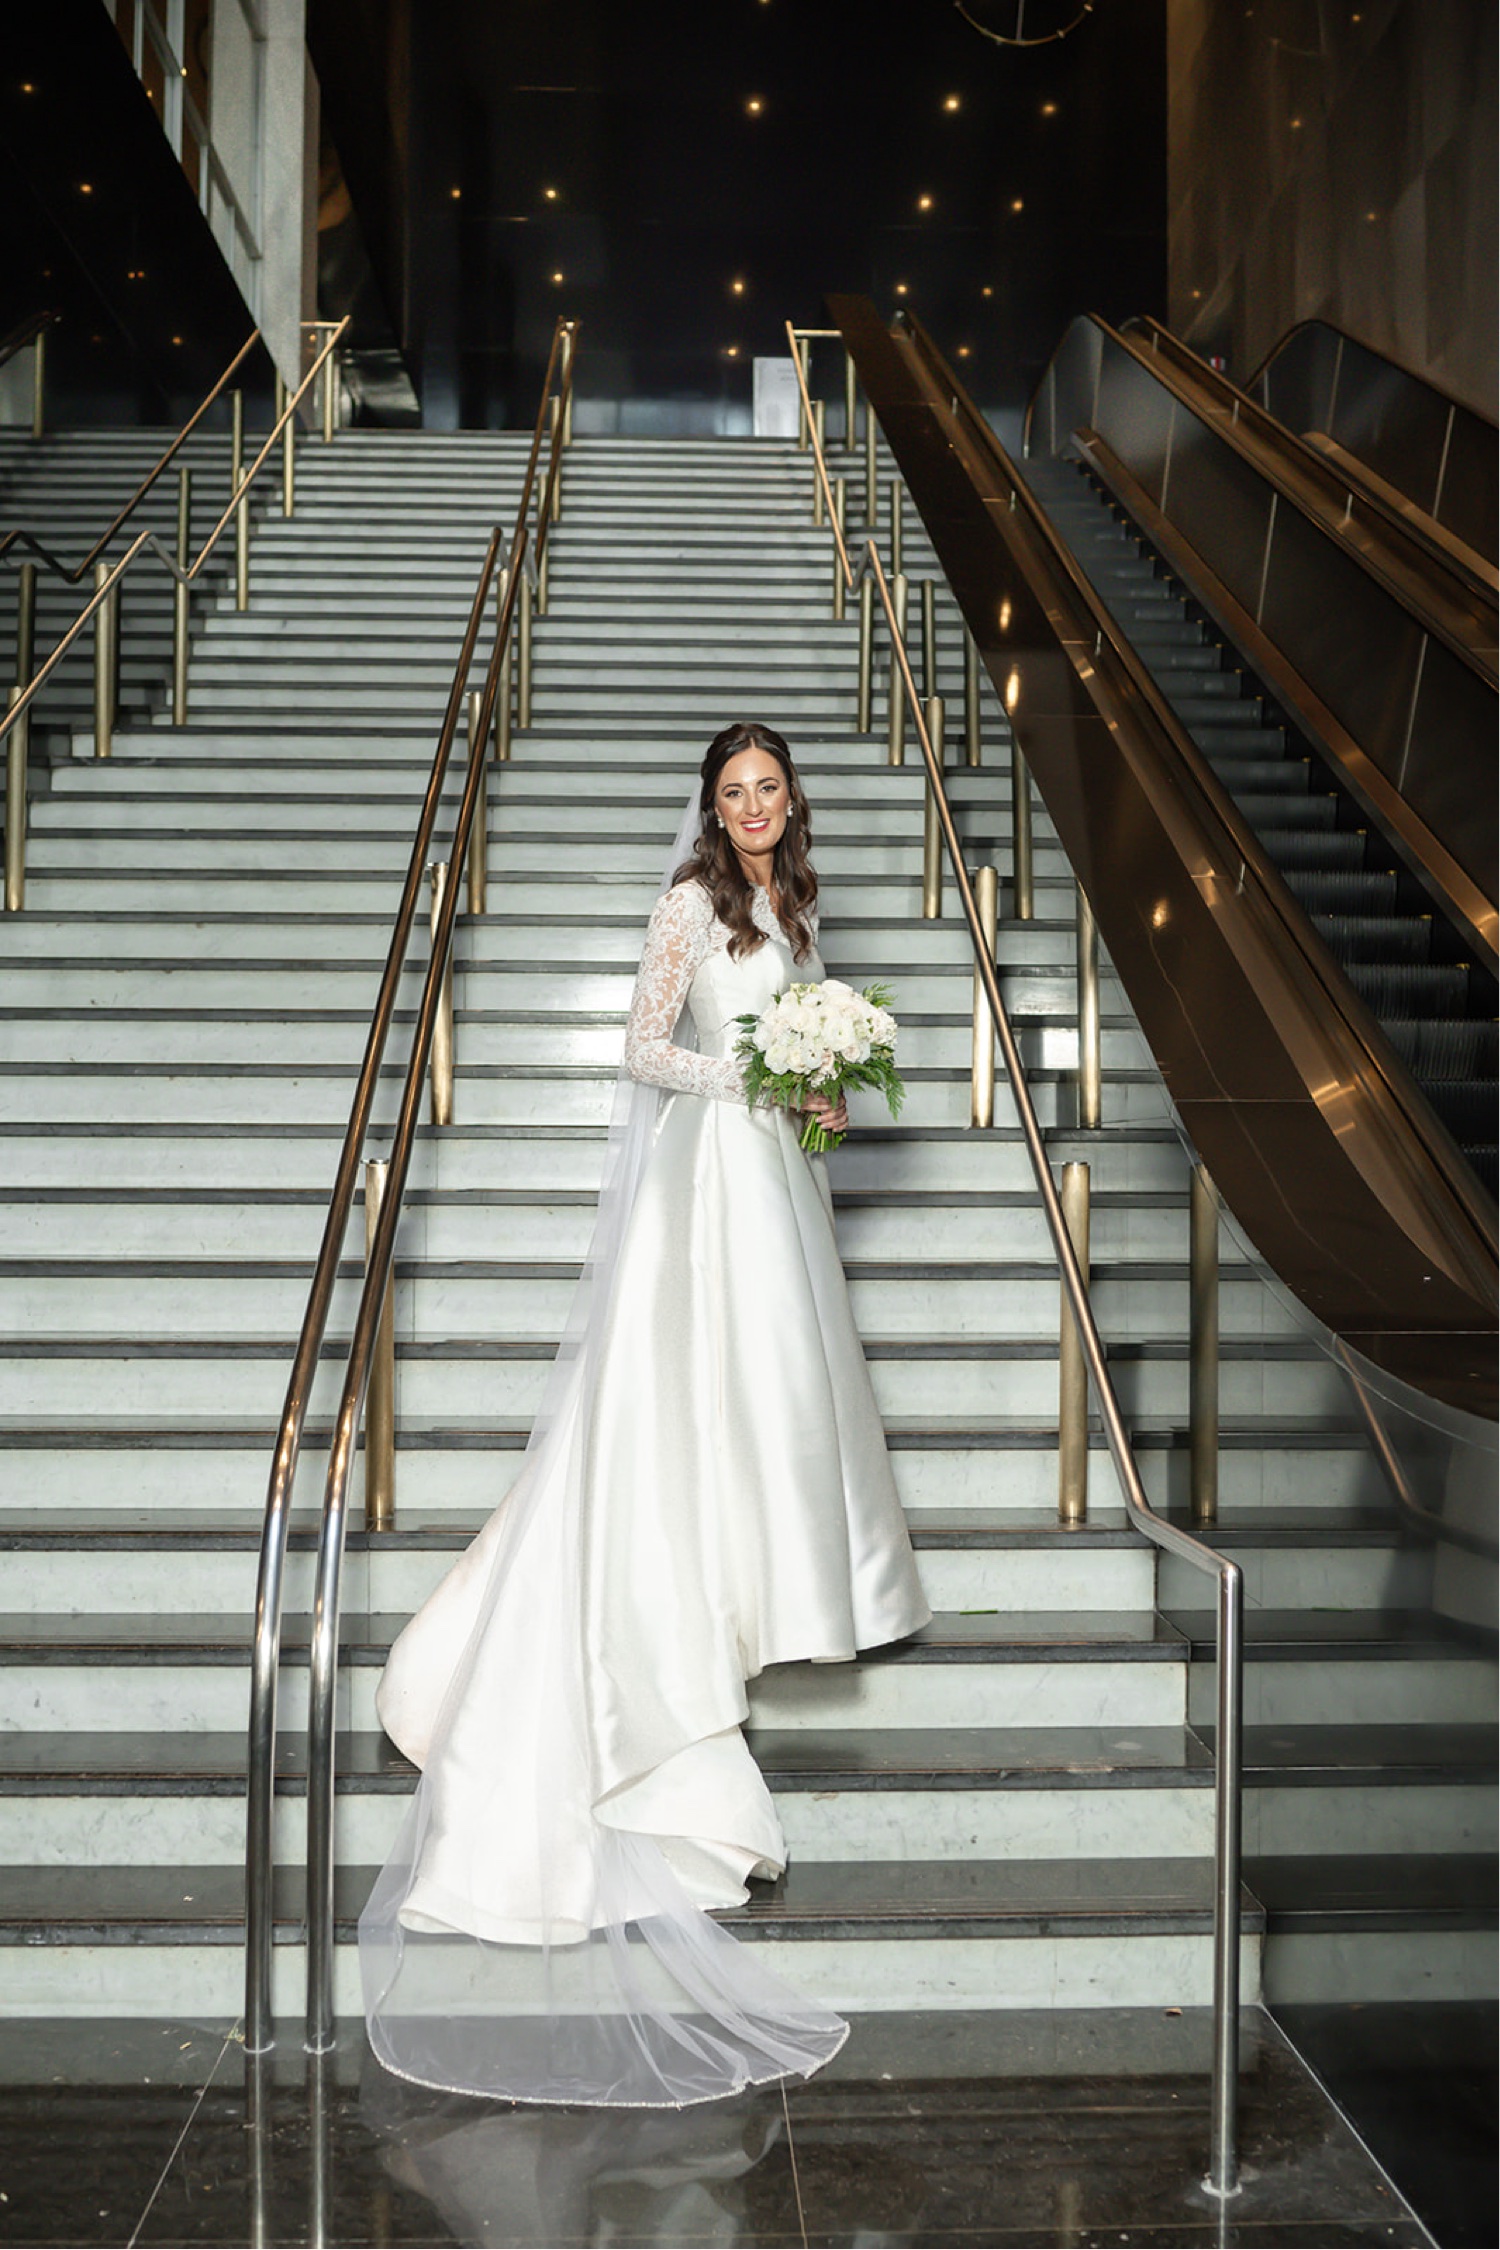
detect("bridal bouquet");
top-left (734, 980), bottom-right (903, 1154)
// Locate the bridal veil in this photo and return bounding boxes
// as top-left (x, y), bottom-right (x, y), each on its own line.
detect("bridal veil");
top-left (358, 791), bottom-right (851, 2105)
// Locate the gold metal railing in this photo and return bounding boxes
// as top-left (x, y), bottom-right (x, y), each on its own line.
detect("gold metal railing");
top-left (1, 321), bottom-right (348, 912)
top-left (243, 316), bottom-right (578, 2061)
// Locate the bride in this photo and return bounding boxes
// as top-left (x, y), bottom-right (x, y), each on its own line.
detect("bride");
top-left (360, 721), bottom-right (931, 2107)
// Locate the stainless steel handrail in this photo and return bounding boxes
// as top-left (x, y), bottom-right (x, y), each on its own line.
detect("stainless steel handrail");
top-left (0, 329), bottom-right (261, 581)
top-left (791, 366), bottom-right (1245, 2195)
top-left (242, 316), bottom-right (577, 2057)
top-left (0, 320), bottom-right (350, 756)
top-left (868, 537), bottom-right (1246, 2200)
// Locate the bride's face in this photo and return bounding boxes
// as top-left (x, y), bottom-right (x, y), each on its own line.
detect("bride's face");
top-left (714, 750), bottom-right (790, 863)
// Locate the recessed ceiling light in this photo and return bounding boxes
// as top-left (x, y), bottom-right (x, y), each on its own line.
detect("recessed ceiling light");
top-left (917, 193), bottom-right (934, 211)
top-left (957, 345), bottom-right (972, 358)
top-left (894, 282), bottom-right (909, 297)
top-left (745, 96), bottom-right (763, 115)
top-left (543, 185), bottom-right (559, 200)
top-left (1010, 197), bottom-right (1024, 213)
top-left (450, 186), bottom-right (461, 199)
top-left (725, 344), bottom-right (740, 357)
top-left (1040, 100), bottom-right (1058, 116)
top-left (79, 181), bottom-right (93, 194)
top-left (551, 270), bottom-right (565, 284)
top-left (981, 284), bottom-right (994, 297)
top-left (943, 95), bottom-right (961, 111)
top-left (730, 278), bottom-right (746, 295)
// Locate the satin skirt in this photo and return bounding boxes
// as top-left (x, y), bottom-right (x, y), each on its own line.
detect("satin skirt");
top-left (373, 1085), bottom-right (931, 1938)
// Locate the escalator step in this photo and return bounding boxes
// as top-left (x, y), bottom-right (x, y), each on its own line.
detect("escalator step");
top-left (1283, 869), bottom-right (1399, 913)
top-left (1381, 1018), bottom-right (1498, 1078)
top-left (1418, 1080), bottom-right (1500, 1143)
top-left (1353, 962), bottom-right (1470, 1015)
top-left (1206, 757), bottom-right (1313, 792)
top-left (1262, 830), bottom-right (1368, 871)
top-left (1194, 724), bottom-right (1287, 753)
top-left (1233, 794), bottom-right (1339, 830)
top-left (1312, 913), bottom-right (1434, 965)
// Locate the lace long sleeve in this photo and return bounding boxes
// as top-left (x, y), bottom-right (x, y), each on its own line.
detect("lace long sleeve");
top-left (623, 883), bottom-right (748, 1103)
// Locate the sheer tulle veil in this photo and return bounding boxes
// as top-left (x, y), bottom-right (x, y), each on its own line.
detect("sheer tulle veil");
top-left (358, 787), bottom-right (850, 2106)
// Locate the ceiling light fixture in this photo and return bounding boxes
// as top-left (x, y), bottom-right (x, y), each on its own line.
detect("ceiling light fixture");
top-left (745, 96), bottom-right (764, 115)
top-left (943, 94), bottom-right (961, 111)
top-left (917, 193), bottom-right (934, 210)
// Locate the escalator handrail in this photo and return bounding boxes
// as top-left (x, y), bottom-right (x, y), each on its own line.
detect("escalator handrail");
top-left (1124, 315), bottom-right (1499, 609)
top-left (893, 307), bottom-right (1497, 1294)
top-left (0, 329), bottom-right (263, 582)
top-left (1037, 312), bottom-right (1494, 685)
top-left (1245, 317), bottom-right (1499, 440)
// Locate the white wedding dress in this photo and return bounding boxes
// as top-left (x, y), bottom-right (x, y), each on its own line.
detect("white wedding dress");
top-left (360, 879), bottom-right (930, 2107)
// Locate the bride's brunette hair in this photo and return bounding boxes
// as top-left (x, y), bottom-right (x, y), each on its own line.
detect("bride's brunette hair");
top-left (674, 721), bottom-right (818, 960)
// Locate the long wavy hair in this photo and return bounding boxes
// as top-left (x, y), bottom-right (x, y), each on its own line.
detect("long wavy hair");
top-left (673, 722), bottom-right (818, 960)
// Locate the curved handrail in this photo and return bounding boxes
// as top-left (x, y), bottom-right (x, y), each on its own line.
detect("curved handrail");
top-left (0, 329), bottom-right (262, 582)
top-left (0, 309), bottom-right (59, 372)
top-left (1034, 314), bottom-right (1495, 684)
top-left (1245, 317), bottom-right (1498, 439)
top-left (794, 344), bottom-right (1245, 2193)
top-left (1122, 315), bottom-right (1500, 625)
top-left (896, 307), bottom-right (1497, 1304)
top-left (241, 316), bottom-right (578, 2058)
top-left (0, 320), bottom-right (350, 755)
top-left (873, 540), bottom-right (1246, 2194)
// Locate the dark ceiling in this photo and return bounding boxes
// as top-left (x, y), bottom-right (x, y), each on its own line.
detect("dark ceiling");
top-left (311, 0), bottom-right (1167, 431)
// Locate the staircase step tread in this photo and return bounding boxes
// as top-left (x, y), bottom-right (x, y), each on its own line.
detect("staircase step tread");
top-left (0, 1857), bottom-right (1267, 1942)
top-left (0, 1504), bottom-right (1405, 1549)
top-left (0, 1725), bottom-right (1214, 1793)
top-left (1163, 1606), bottom-right (1495, 1659)
top-left (0, 1608), bottom-right (1189, 1663)
top-left (1243, 1851), bottom-right (1498, 1929)
top-left (0, 1332), bottom-right (1326, 1363)
top-left (3, 1721), bottom-right (1489, 1792)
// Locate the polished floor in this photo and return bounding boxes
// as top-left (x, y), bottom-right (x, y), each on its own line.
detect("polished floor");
top-left (0, 2008), bottom-right (1433, 2248)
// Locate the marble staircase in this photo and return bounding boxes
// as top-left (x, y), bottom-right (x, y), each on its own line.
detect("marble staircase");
top-left (0, 427), bottom-right (1492, 2026)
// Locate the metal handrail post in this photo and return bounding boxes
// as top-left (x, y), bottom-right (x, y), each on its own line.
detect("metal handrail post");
top-left (494, 566), bottom-right (513, 762)
top-left (964, 628), bottom-right (981, 765)
top-left (843, 349), bottom-right (857, 450)
top-left (31, 328), bottom-right (45, 440)
top-left (970, 865), bottom-right (998, 1125)
top-left (231, 390), bottom-right (250, 613)
top-left (890, 480), bottom-right (903, 577)
top-left (920, 578), bottom-right (936, 700)
top-left (922, 694), bottom-right (945, 918)
top-left (14, 560), bottom-right (35, 706)
top-left (1076, 884), bottom-right (1102, 1128)
top-left (795, 333), bottom-right (810, 449)
top-left (466, 689), bottom-right (488, 917)
top-left (856, 574), bottom-right (875, 733)
top-left (1012, 739), bottom-right (1034, 920)
top-left (1190, 1164), bottom-right (1220, 1523)
top-left (517, 570), bottom-right (533, 727)
top-left (832, 479), bottom-right (847, 619)
top-left (867, 538), bottom-right (1242, 2193)
top-left (277, 373), bottom-right (295, 517)
top-left (886, 572), bottom-right (908, 764)
top-left (430, 860), bottom-right (455, 1125)
top-left (364, 1160), bottom-right (396, 1531)
top-left (5, 687), bottom-right (25, 913)
top-left (92, 560), bottom-right (116, 758)
top-left (812, 401), bottom-right (826, 523)
top-left (172, 467), bottom-right (192, 725)
top-left (1058, 1161), bottom-right (1091, 1522)
top-left (864, 387), bottom-right (878, 523)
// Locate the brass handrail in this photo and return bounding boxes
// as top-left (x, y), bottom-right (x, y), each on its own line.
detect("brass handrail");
top-left (0, 328), bottom-right (261, 581)
top-left (242, 317), bottom-right (578, 2058)
top-left (0, 319), bottom-right (350, 755)
top-left (861, 532), bottom-right (1246, 2198)
top-left (785, 320), bottom-right (855, 589)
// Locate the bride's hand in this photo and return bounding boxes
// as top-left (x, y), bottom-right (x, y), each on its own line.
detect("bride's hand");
top-left (804, 1091), bottom-right (848, 1135)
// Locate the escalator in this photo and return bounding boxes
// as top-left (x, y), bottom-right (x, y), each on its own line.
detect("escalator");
top-left (1247, 315), bottom-right (1498, 575)
top-left (1019, 448), bottom-right (1496, 1197)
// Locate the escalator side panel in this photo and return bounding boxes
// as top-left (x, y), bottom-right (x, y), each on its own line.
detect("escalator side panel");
top-left (832, 293), bottom-right (1496, 1417)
